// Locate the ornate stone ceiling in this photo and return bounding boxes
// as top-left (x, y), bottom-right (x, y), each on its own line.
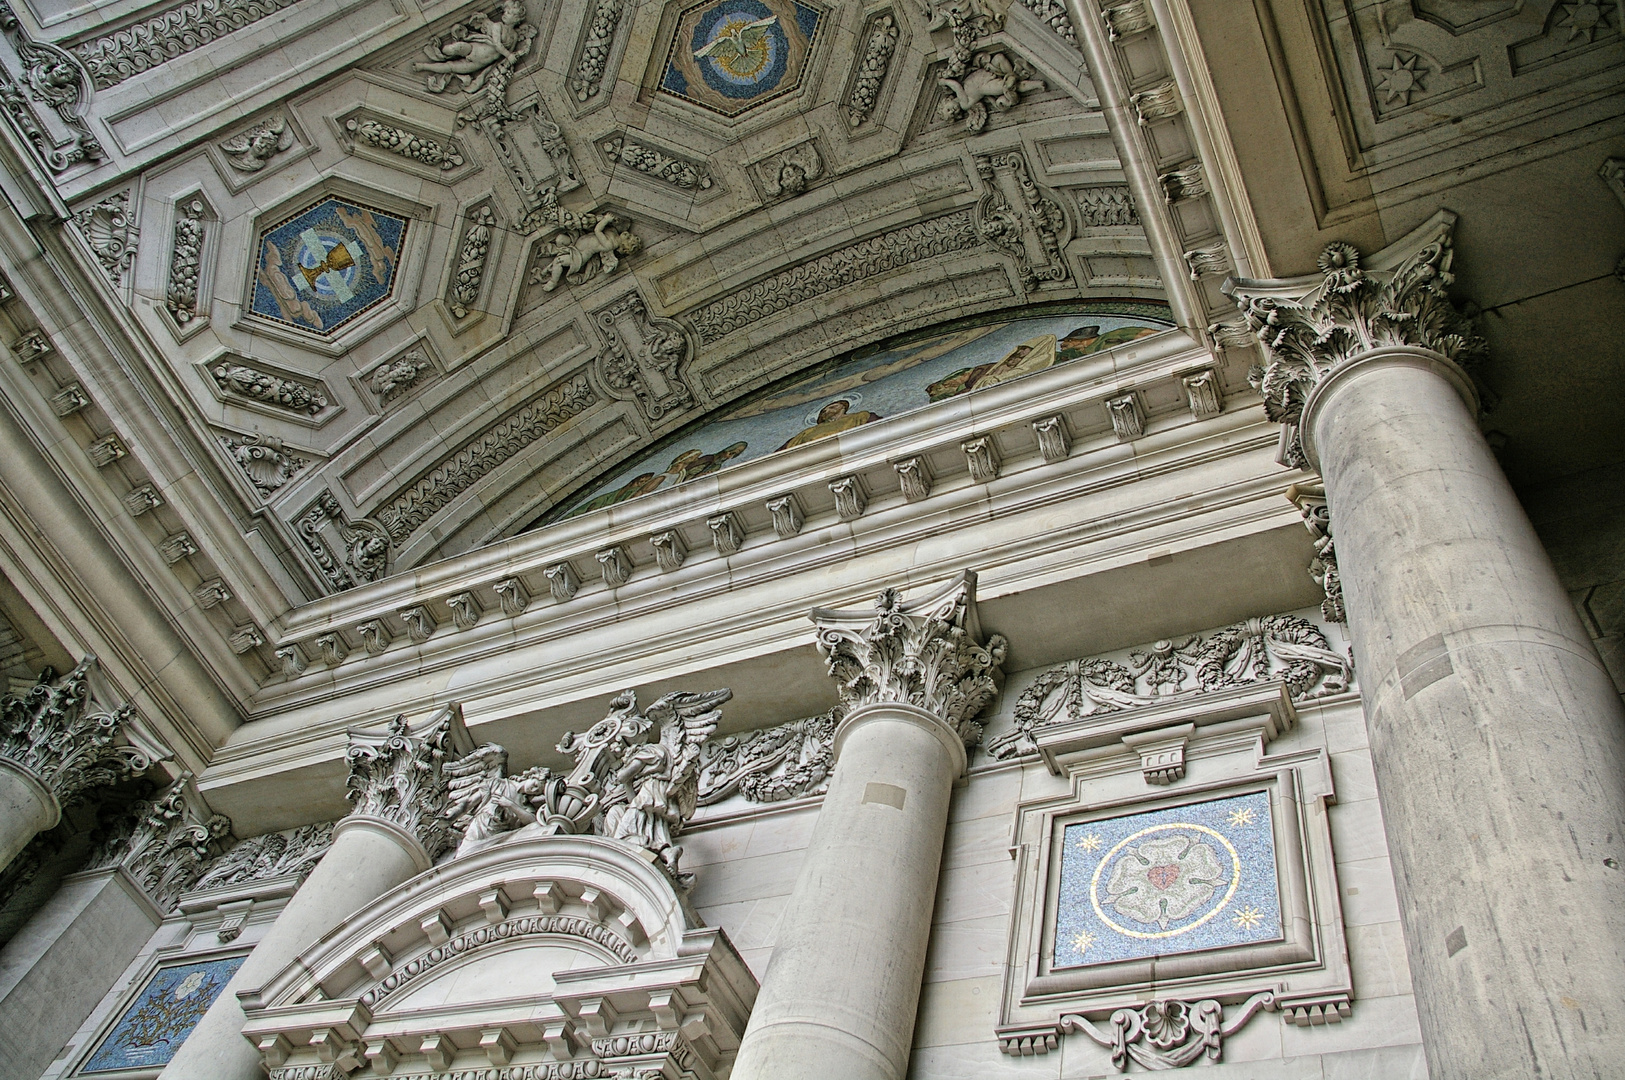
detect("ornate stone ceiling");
top-left (13, 0), bottom-right (1172, 612)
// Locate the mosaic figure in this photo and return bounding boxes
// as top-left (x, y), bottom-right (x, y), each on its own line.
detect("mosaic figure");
top-left (776, 399), bottom-right (883, 450)
top-left (82, 957), bottom-right (246, 1072)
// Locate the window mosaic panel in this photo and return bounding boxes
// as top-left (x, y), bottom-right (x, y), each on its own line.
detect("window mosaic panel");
top-left (250, 197), bottom-right (409, 336)
top-left (81, 955), bottom-right (246, 1073)
top-left (1054, 790), bottom-right (1283, 968)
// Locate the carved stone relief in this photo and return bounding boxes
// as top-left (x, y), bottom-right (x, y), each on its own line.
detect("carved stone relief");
top-left (220, 115), bottom-right (295, 173)
top-left (344, 707), bottom-right (471, 860)
top-left (755, 140), bottom-right (823, 199)
top-left (0, 2), bottom-right (103, 174)
top-left (85, 775), bottom-right (231, 910)
top-left (688, 211), bottom-right (982, 344)
top-left (974, 150), bottom-right (1070, 290)
top-left (297, 490), bottom-right (391, 592)
top-left (211, 361), bottom-right (328, 416)
top-left (937, 51), bottom-right (1045, 133)
top-left (570, 0), bottom-right (624, 103)
top-left (986, 609), bottom-right (1354, 759)
top-left (222, 433), bottom-right (310, 496)
top-left (366, 348), bottom-right (433, 405)
top-left (376, 373), bottom-right (596, 543)
top-left (1074, 185), bottom-right (1137, 228)
top-left (697, 708), bottom-right (838, 806)
top-left (1060, 993), bottom-right (1279, 1071)
top-left (193, 820), bottom-right (334, 891)
top-left (1287, 481), bottom-right (1344, 624)
top-left (846, 11), bottom-right (900, 126)
top-left (166, 198), bottom-right (209, 326)
top-left (72, 191), bottom-right (139, 288)
top-left (530, 211), bottom-right (640, 292)
top-left (600, 133), bottom-right (713, 191)
top-left (592, 291), bottom-right (695, 423)
top-left (447, 205), bottom-right (496, 319)
top-left (71, 0), bottom-right (304, 89)
top-left (343, 115), bottom-right (465, 171)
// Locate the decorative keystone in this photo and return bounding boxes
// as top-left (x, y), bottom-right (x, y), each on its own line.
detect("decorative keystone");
top-left (1105, 393), bottom-right (1145, 441)
top-left (446, 592), bottom-right (483, 630)
top-left (892, 456), bottom-right (933, 502)
top-left (708, 511), bottom-right (744, 555)
top-left (963, 436), bottom-right (1001, 483)
top-left (767, 494), bottom-right (804, 538)
top-left (1182, 369), bottom-right (1222, 418)
top-left (1032, 416), bottom-right (1071, 463)
top-left (545, 562), bottom-right (580, 603)
top-left (829, 475), bottom-right (866, 521)
top-left (494, 577), bottom-right (530, 616)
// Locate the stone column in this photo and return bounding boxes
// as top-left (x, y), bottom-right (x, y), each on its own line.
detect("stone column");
top-left (0, 657), bottom-right (153, 869)
top-left (730, 573), bottom-right (1005, 1080)
top-left (1228, 213), bottom-right (1625, 1079)
top-left (159, 706), bottom-right (469, 1080)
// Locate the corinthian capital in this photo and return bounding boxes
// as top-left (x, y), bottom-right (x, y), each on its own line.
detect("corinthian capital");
top-left (1224, 211), bottom-right (1485, 468)
top-left (811, 572), bottom-right (1008, 746)
top-left (0, 656), bottom-right (156, 807)
top-left (88, 774), bottom-right (233, 910)
top-left (344, 704), bottom-right (471, 861)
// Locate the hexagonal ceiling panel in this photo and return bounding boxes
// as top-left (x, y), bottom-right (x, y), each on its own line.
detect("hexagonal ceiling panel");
top-left (658, 0), bottom-right (824, 118)
top-left (250, 197), bottom-right (409, 336)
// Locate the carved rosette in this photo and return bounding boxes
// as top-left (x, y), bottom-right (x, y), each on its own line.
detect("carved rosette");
top-left (1224, 213), bottom-right (1485, 469)
top-left (343, 706), bottom-right (470, 861)
top-left (811, 573), bottom-right (1007, 748)
top-left (0, 657), bottom-right (153, 808)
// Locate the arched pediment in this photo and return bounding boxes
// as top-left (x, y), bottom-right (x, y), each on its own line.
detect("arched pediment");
top-left (240, 833), bottom-right (756, 1079)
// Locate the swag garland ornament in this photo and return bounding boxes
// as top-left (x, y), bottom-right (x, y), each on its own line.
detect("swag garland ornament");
top-left (1224, 214), bottom-right (1485, 469)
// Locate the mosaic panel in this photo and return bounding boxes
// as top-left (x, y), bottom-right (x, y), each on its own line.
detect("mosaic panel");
top-left (659, 0), bottom-right (824, 117)
top-left (552, 304), bottom-right (1172, 520)
top-left (250, 197), bottom-right (409, 335)
top-left (1054, 790), bottom-right (1283, 968)
top-left (81, 955), bottom-right (246, 1072)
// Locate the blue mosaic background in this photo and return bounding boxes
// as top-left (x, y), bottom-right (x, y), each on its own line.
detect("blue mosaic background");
top-left (1054, 791), bottom-right (1283, 969)
top-left (251, 197), bottom-right (408, 335)
top-left (83, 955), bottom-right (245, 1072)
top-left (660, 0), bottom-right (821, 114)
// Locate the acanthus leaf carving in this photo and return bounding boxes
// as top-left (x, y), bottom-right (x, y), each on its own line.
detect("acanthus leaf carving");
top-left (296, 491), bottom-right (390, 593)
top-left (194, 821), bottom-right (334, 891)
top-left (1225, 215), bottom-right (1485, 469)
top-left (811, 574), bottom-right (1007, 748)
top-left (85, 774), bottom-right (231, 910)
top-left (985, 610), bottom-right (1354, 759)
top-left (377, 374), bottom-right (596, 543)
top-left (344, 706), bottom-right (470, 860)
top-left (1075, 185), bottom-right (1137, 228)
top-left (1287, 481), bottom-right (1345, 624)
top-left (71, 0), bottom-right (303, 89)
top-left (0, 657), bottom-right (154, 807)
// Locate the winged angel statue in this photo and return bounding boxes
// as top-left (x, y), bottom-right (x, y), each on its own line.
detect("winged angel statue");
top-left (440, 688), bottom-right (732, 885)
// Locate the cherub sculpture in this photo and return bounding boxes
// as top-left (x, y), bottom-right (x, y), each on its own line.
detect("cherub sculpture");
top-left (533, 214), bottom-right (641, 292)
top-left (600, 688), bottom-right (732, 884)
top-left (414, 0), bottom-right (533, 94)
top-left (442, 743), bottom-right (557, 858)
top-left (937, 51), bottom-right (1045, 133)
top-left (221, 117), bottom-right (294, 173)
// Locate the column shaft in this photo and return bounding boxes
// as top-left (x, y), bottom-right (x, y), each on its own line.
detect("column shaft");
top-left (1307, 347), bottom-right (1625, 1079)
top-left (0, 761), bottom-right (58, 870)
top-left (729, 704), bottom-right (963, 1080)
top-left (158, 819), bottom-right (427, 1080)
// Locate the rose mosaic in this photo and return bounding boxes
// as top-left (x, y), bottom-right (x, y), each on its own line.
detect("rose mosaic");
top-left (250, 197), bottom-right (409, 335)
top-left (81, 955), bottom-right (246, 1072)
top-left (659, 0), bottom-right (824, 117)
top-left (1053, 790), bottom-right (1283, 968)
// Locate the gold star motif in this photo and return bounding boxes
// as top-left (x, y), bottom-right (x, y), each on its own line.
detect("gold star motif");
top-left (1558, 2), bottom-right (1612, 43)
top-left (1233, 905), bottom-right (1264, 930)
top-left (1072, 930), bottom-right (1096, 953)
top-left (1078, 833), bottom-right (1104, 852)
top-left (1374, 53), bottom-right (1424, 106)
top-left (1228, 807), bottom-right (1255, 827)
